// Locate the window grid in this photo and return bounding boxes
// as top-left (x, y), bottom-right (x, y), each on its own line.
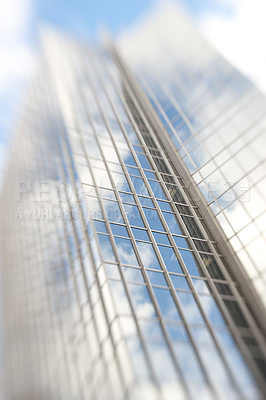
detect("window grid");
top-left (91, 47), bottom-right (266, 396)
top-left (138, 59), bottom-right (266, 311)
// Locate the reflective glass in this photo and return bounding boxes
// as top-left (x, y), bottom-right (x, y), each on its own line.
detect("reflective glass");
top-left (153, 287), bottom-right (181, 321)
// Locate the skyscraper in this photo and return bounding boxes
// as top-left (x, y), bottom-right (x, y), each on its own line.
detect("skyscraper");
top-left (1, 4), bottom-right (266, 400)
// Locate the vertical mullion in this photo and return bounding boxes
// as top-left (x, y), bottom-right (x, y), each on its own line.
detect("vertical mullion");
top-left (99, 48), bottom-right (266, 394)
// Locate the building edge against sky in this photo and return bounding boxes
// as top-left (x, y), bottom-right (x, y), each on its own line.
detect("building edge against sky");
top-left (1, 2), bottom-right (266, 400)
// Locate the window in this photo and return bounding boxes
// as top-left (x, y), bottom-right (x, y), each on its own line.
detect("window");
top-left (138, 195), bottom-right (154, 208)
top-left (102, 199), bottom-right (123, 223)
top-left (173, 235), bottom-right (190, 249)
top-left (131, 227), bottom-right (150, 241)
top-left (153, 287), bottom-right (181, 321)
top-left (179, 249), bottom-right (201, 276)
top-left (192, 278), bottom-right (211, 295)
top-left (111, 171), bottom-right (131, 192)
top-left (130, 176), bottom-right (150, 196)
top-left (162, 211), bottom-right (182, 235)
top-left (137, 242), bottom-right (161, 269)
top-left (153, 232), bottom-right (171, 245)
top-left (170, 275), bottom-right (190, 290)
top-left (123, 266), bottom-right (145, 283)
top-left (114, 237), bottom-right (139, 266)
top-left (93, 219), bottom-right (108, 234)
top-left (143, 208), bottom-right (164, 231)
top-left (147, 271), bottom-right (168, 287)
top-left (109, 280), bottom-right (131, 315)
top-left (199, 295), bottom-right (227, 327)
top-left (177, 292), bottom-right (205, 325)
top-left (158, 245), bottom-right (182, 273)
top-left (97, 234), bottom-right (116, 263)
top-left (110, 223), bottom-right (129, 237)
top-left (123, 204), bottom-right (145, 228)
top-left (128, 283), bottom-right (156, 318)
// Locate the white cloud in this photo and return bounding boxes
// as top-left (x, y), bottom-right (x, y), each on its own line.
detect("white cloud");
top-left (198, 0), bottom-right (266, 93)
top-left (0, 0), bottom-right (36, 107)
top-left (0, 0), bottom-right (31, 37)
top-left (0, 0), bottom-right (35, 185)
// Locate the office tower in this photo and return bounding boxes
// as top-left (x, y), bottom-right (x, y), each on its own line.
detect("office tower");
top-left (1, 4), bottom-right (266, 400)
top-left (118, 3), bottom-right (266, 307)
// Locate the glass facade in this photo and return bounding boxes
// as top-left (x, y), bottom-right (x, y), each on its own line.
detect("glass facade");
top-left (119, 3), bottom-right (266, 308)
top-left (1, 8), bottom-right (266, 400)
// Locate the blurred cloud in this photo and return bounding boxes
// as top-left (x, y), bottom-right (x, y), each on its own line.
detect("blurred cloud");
top-left (0, 0), bottom-right (35, 91)
top-left (198, 0), bottom-right (266, 93)
top-left (0, 0), bottom-right (31, 36)
top-left (0, 0), bottom-right (36, 183)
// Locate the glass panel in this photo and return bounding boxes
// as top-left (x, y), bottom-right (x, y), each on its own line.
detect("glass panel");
top-left (110, 223), bottom-right (129, 237)
top-left (173, 235), bottom-right (190, 249)
top-left (177, 292), bottom-right (205, 325)
top-left (114, 237), bottom-right (139, 266)
top-left (147, 271), bottom-right (168, 287)
top-left (100, 187), bottom-right (116, 200)
top-left (166, 324), bottom-right (188, 342)
top-left (153, 287), bottom-right (181, 321)
top-left (143, 169), bottom-right (158, 180)
top-left (128, 283), bottom-right (156, 318)
top-left (200, 254), bottom-right (225, 280)
top-left (139, 319), bottom-right (165, 341)
top-left (104, 263), bottom-right (120, 280)
top-left (111, 171), bottom-right (131, 192)
top-left (142, 208), bottom-right (164, 231)
top-left (153, 232), bottom-right (171, 245)
top-left (224, 300), bottom-right (248, 328)
top-left (199, 295), bottom-right (227, 327)
top-left (170, 275), bottom-right (190, 290)
top-left (97, 234), bottom-right (116, 263)
top-left (127, 166), bottom-right (141, 176)
top-left (173, 341), bottom-right (206, 384)
top-left (158, 245), bottom-right (182, 273)
top-left (181, 215), bottom-right (204, 239)
top-left (179, 249), bottom-right (202, 276)
top-left (123, 204), bottom-right (145, 228)
top-left (102, 199), bottom-right (123, 223)
top-left (137, 242), bottom-right (162, 269)
top-left (92, 167), bottom-right (113, 189)
top-left (119, 192), bottom-right (135, 204)
top-left (138, 195), bottom-right (154, 208)
top-left (192, 278), bottom-right (212, 295)
top-left (93, 219), bottom-right (108, 233)
top-left (126, 337), bottom-right (150, 379)
top-left (162, 211), bottom-right (182, 235)
top-left (146, 341), bottom-right (177, 381)
top-left (130, 176), bottom-right (150, 196)
top-left (215, 282), bottom-right (233, 296)
top-left (122, 266), bottom-right (145, 283)
top-left (156, 200), bottom-right (173, 212)
top-left (216, 331), bottom-right (260, 399)
top-left (148, 179), bottom-right (167, 200)
top-left (131, 227), bottom-right (150, 241)
top-left (137, 153), bottom-right (153, 170)
top-left (109, 280), bottom-right (131, 315)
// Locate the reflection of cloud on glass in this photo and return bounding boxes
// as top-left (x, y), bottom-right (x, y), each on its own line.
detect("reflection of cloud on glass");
top-left (114, 237), bottom-right (139, 265)
top-left (118, 0), bottom-right (266, 308)
top-left (137, 241), bottom-right (161, 269)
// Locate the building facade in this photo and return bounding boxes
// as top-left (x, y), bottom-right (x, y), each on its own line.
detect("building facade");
top-left (1, 5), bottom-right (266, 400)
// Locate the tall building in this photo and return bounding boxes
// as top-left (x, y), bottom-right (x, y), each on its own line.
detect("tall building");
top-left (1, 4), bottom-right (266, 400)
top-left (118, 3), bottom-right (266, 307)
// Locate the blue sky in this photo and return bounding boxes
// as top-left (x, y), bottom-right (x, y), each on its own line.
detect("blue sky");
top-left (31, 0), bottom-right (232, 41)
top-left (33, 0), bottom-right (156, 41)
